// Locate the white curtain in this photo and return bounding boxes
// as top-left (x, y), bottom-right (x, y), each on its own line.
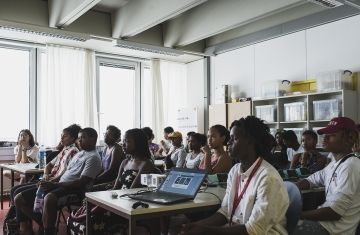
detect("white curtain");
top-left (151, 59), bottom-right (164, 143)
top-left (38, 45), bottom-right (98, 147)
top-left (149, 59), bottom-right (187, 142)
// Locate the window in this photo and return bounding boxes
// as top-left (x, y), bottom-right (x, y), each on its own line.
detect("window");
top-left (142, 66), bottom-right (152, 127)
top-left (0, 46), bottom-right (31, 141)
top-left (97, 59), bottom-right (140, 141)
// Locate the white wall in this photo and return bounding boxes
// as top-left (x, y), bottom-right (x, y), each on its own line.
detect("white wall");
top-left (211, 14), bottom-right (360, 121)
top-left (187, 59), bottom-right (205, 134)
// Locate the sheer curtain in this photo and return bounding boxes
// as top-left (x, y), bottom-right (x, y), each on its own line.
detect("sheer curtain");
top-left (38, 45), bottom-right (98, 147)
top-left (149, 59), bottom-right (187, 142)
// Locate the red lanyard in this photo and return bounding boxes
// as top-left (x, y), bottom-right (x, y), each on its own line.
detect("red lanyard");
top-left (229, 158), bottom-right (263, 226)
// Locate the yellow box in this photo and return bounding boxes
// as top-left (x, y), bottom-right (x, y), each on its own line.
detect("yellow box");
top-left (290, 80), bottom-right (317, 92)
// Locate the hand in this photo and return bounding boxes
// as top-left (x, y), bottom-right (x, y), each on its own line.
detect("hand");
top-left (200, 145), bottom-right (211, 155)
top-left (43, 174), bottom-right (50, 181)
top-left (180, 223), bottom-right (207, 235)
top-left (39, 181), bottom-right (57, 191)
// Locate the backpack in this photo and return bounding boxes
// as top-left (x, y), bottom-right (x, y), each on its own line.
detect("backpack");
top-left (3, 205), bottom-right (18, 235)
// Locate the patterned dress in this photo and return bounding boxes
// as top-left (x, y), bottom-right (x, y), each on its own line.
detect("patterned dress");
top-left (68, 170), bottom-right (139, 235)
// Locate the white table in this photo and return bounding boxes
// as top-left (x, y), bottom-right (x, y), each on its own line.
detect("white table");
top-left (85, 186), bottom-right (225, 235)
top-left (0, 163), bottom-right (43, 209)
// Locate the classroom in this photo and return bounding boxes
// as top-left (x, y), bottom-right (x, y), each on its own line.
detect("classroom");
top-left (1, 0), bottom-right (360, 234)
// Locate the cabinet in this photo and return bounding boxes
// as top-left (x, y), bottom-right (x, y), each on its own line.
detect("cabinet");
top-left (252, 90), bottom-right (357, 145)
top-left (209, 101), bottom-right (252, 128)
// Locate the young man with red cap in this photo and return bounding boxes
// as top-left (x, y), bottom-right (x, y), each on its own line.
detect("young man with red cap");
top-left (295, 117), bottom-right (360, 235)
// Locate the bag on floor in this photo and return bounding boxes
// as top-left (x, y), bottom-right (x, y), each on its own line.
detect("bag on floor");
top-left (3, 205), bottom-right (19, 235)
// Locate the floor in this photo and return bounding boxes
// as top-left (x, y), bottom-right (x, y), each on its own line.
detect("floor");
top-left (0, 197), bottom-right (186, 235)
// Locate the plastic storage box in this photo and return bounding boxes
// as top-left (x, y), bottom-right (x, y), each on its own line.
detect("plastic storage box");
top-left (312, 127), bottom-right (325, 148)
top-left (260, 80), bottom-right (290, 98)
top-left (313, 99), bottom-right (341, 120)
top-left (284, 102), bottom-right (306, 121)
top-left (316, 70), bottom-right (354, 91)
top-left (255, 105), bottom-right (277, 123)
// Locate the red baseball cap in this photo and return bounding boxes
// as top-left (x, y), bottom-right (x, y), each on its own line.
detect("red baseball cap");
top-left (317, 117), bottom-right (358, 135)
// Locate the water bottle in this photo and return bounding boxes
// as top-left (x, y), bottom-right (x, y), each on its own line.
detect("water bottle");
top-left (39, 145), bottom-right (46, 169)
top-left (33, 187), bottom-right (44, 213)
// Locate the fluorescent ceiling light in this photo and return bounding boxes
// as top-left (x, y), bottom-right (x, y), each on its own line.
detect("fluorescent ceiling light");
top-left (0, 20), bottom-right (90, 42)
top-left (115, 39), bottom-right (184, 56)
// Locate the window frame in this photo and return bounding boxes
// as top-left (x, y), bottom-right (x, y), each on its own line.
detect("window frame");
top-left (0, 42), bottom-right (37, 140)
top-left (95, 57), bottom-right (141, 137)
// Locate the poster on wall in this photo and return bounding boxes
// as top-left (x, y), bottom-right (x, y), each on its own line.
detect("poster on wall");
top-left (177, 107), bottom-right (198, 136)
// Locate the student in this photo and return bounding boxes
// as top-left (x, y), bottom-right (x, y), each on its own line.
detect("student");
top-left (181, 116), bottom-right (289, 235)
top-left (68, 128), bottom-right (156, 235)
top-left (142, 126), bottom-right (160, 157)
top-left (295, 117), bottom-right (360, 235)
top-left (157, 126), bottom-right (174, 156)
top-left (94, 125), bottom-right (125, 184)
top-left (10, 124), bottom-right (81, 203)
top-left (290, 130), bottom-right (326, 173)
top-left (183, 133), bottom-right (206, 169)
top-left (3, 129), bottom-right (39, 184)
top-left (185, 131), bottom-right (196, 153)
top-left (282, 130), bottom-right (304, 168)
top-left (270, 130), bottom-right (288, 170)
top-left (165, 131), bottom-right (187, 168)
top-left (14, 127), bottom-right (102, 235)
top-left (198, 125), bottom-right (232, 174)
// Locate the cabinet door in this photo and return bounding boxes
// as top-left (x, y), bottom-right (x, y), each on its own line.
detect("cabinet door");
top-left (227, 101), bottom-right (252, 128)
top-left (209, 104), bottom-right (227, 128)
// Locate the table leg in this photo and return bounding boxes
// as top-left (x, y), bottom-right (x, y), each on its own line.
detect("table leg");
top-left (1, 167), bottom-right (3, 210)
top-left (129, 218), bottom-right (136, 235)
top-left (11, 170), bottom-right (14, 188)
top-left (86, 200), bottom-right (91, 235)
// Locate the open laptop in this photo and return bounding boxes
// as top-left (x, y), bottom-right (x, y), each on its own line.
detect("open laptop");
top-left (128, 168), bottom-right (207, 205)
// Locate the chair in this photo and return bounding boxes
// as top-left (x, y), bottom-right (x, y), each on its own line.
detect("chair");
top-left (284, 181), bottom-right (302, 234)
top-left (56, 194), bottom-right (83, 235)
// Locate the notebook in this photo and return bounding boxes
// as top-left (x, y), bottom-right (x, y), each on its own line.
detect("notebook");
top-left (128, 168), bottom-right (207, 205)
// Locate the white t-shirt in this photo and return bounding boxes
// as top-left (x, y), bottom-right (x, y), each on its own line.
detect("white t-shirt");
top-left (286, 145), bottom-right (304, 162)
top-left (185, 152), bottom-right (204, 169)
top-left (170, 147), bottom-right (187, 167)
top-left (306, 155), bottom-right (360, 235)
top-left (14, 144), bottom-right (39, 163)
top-left (60, 150), bottom-right (102, 188)
top-left (218, 159), bottom-right (289, 235)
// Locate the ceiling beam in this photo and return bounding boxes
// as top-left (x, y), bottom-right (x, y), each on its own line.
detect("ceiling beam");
top-left (112, 0), bottom-right (207, 39)
top-left (48, 0), bottom-right (101, 28)
top-left (163, 0), bottom-right (305, 47)
top-left (205, 4), bottom-right (360, 55)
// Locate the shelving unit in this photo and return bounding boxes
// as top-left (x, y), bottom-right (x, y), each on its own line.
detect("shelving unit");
top-left (253, 90), bottom-right (358, 144)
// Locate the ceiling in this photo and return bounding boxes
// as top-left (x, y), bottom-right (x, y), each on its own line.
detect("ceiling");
top-left (1, 0), bottom-right (360, 63)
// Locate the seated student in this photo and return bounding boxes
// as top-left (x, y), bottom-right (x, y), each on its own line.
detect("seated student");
top-left (181, 116), bottom-right (289, 235)
top-left (3, 129), bottom-right (39, 184)
top-left (282, 130), bottom-right (304, 168)
top-left (142, 126), bottom-right (160, 157)
top-left (295, 117), bottom-right (360, 235)
top-left (14, 127), bottom-right (102, 235)
top-left (290, 130), bottom-right (326, 173)
top-left (164, 131), bottom-right (187, 168)
top-left (68, 128), bottom-right (156, 235)
top-left (94, 125), bottom-right (125, 184)
top-left (185, 131), bottom-right (196, 153)
top-left (10, 124), bottom-right (81, 204)
top-left (183, 133), bottom-right (206, 169)
top-left (198, 125), bottom-right (232, 174)
top-left (156, 126), bottom-right (174, 157)
top-left (269, 130), bottom-right (289, 170)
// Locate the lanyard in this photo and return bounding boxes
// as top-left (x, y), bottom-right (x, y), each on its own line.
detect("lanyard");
top-left (229, 158), bottom-right (263, 226)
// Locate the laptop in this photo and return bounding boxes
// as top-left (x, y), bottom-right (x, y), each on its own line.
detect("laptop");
top-left (128, 168), bottom-right (207, 205)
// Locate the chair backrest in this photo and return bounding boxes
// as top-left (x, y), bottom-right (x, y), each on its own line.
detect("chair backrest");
top-left (284, 181), bottom-right (302, 234)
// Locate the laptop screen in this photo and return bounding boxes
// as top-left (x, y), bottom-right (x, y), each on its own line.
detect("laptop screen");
top-left (159, 168), bottom-right (206, 197)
